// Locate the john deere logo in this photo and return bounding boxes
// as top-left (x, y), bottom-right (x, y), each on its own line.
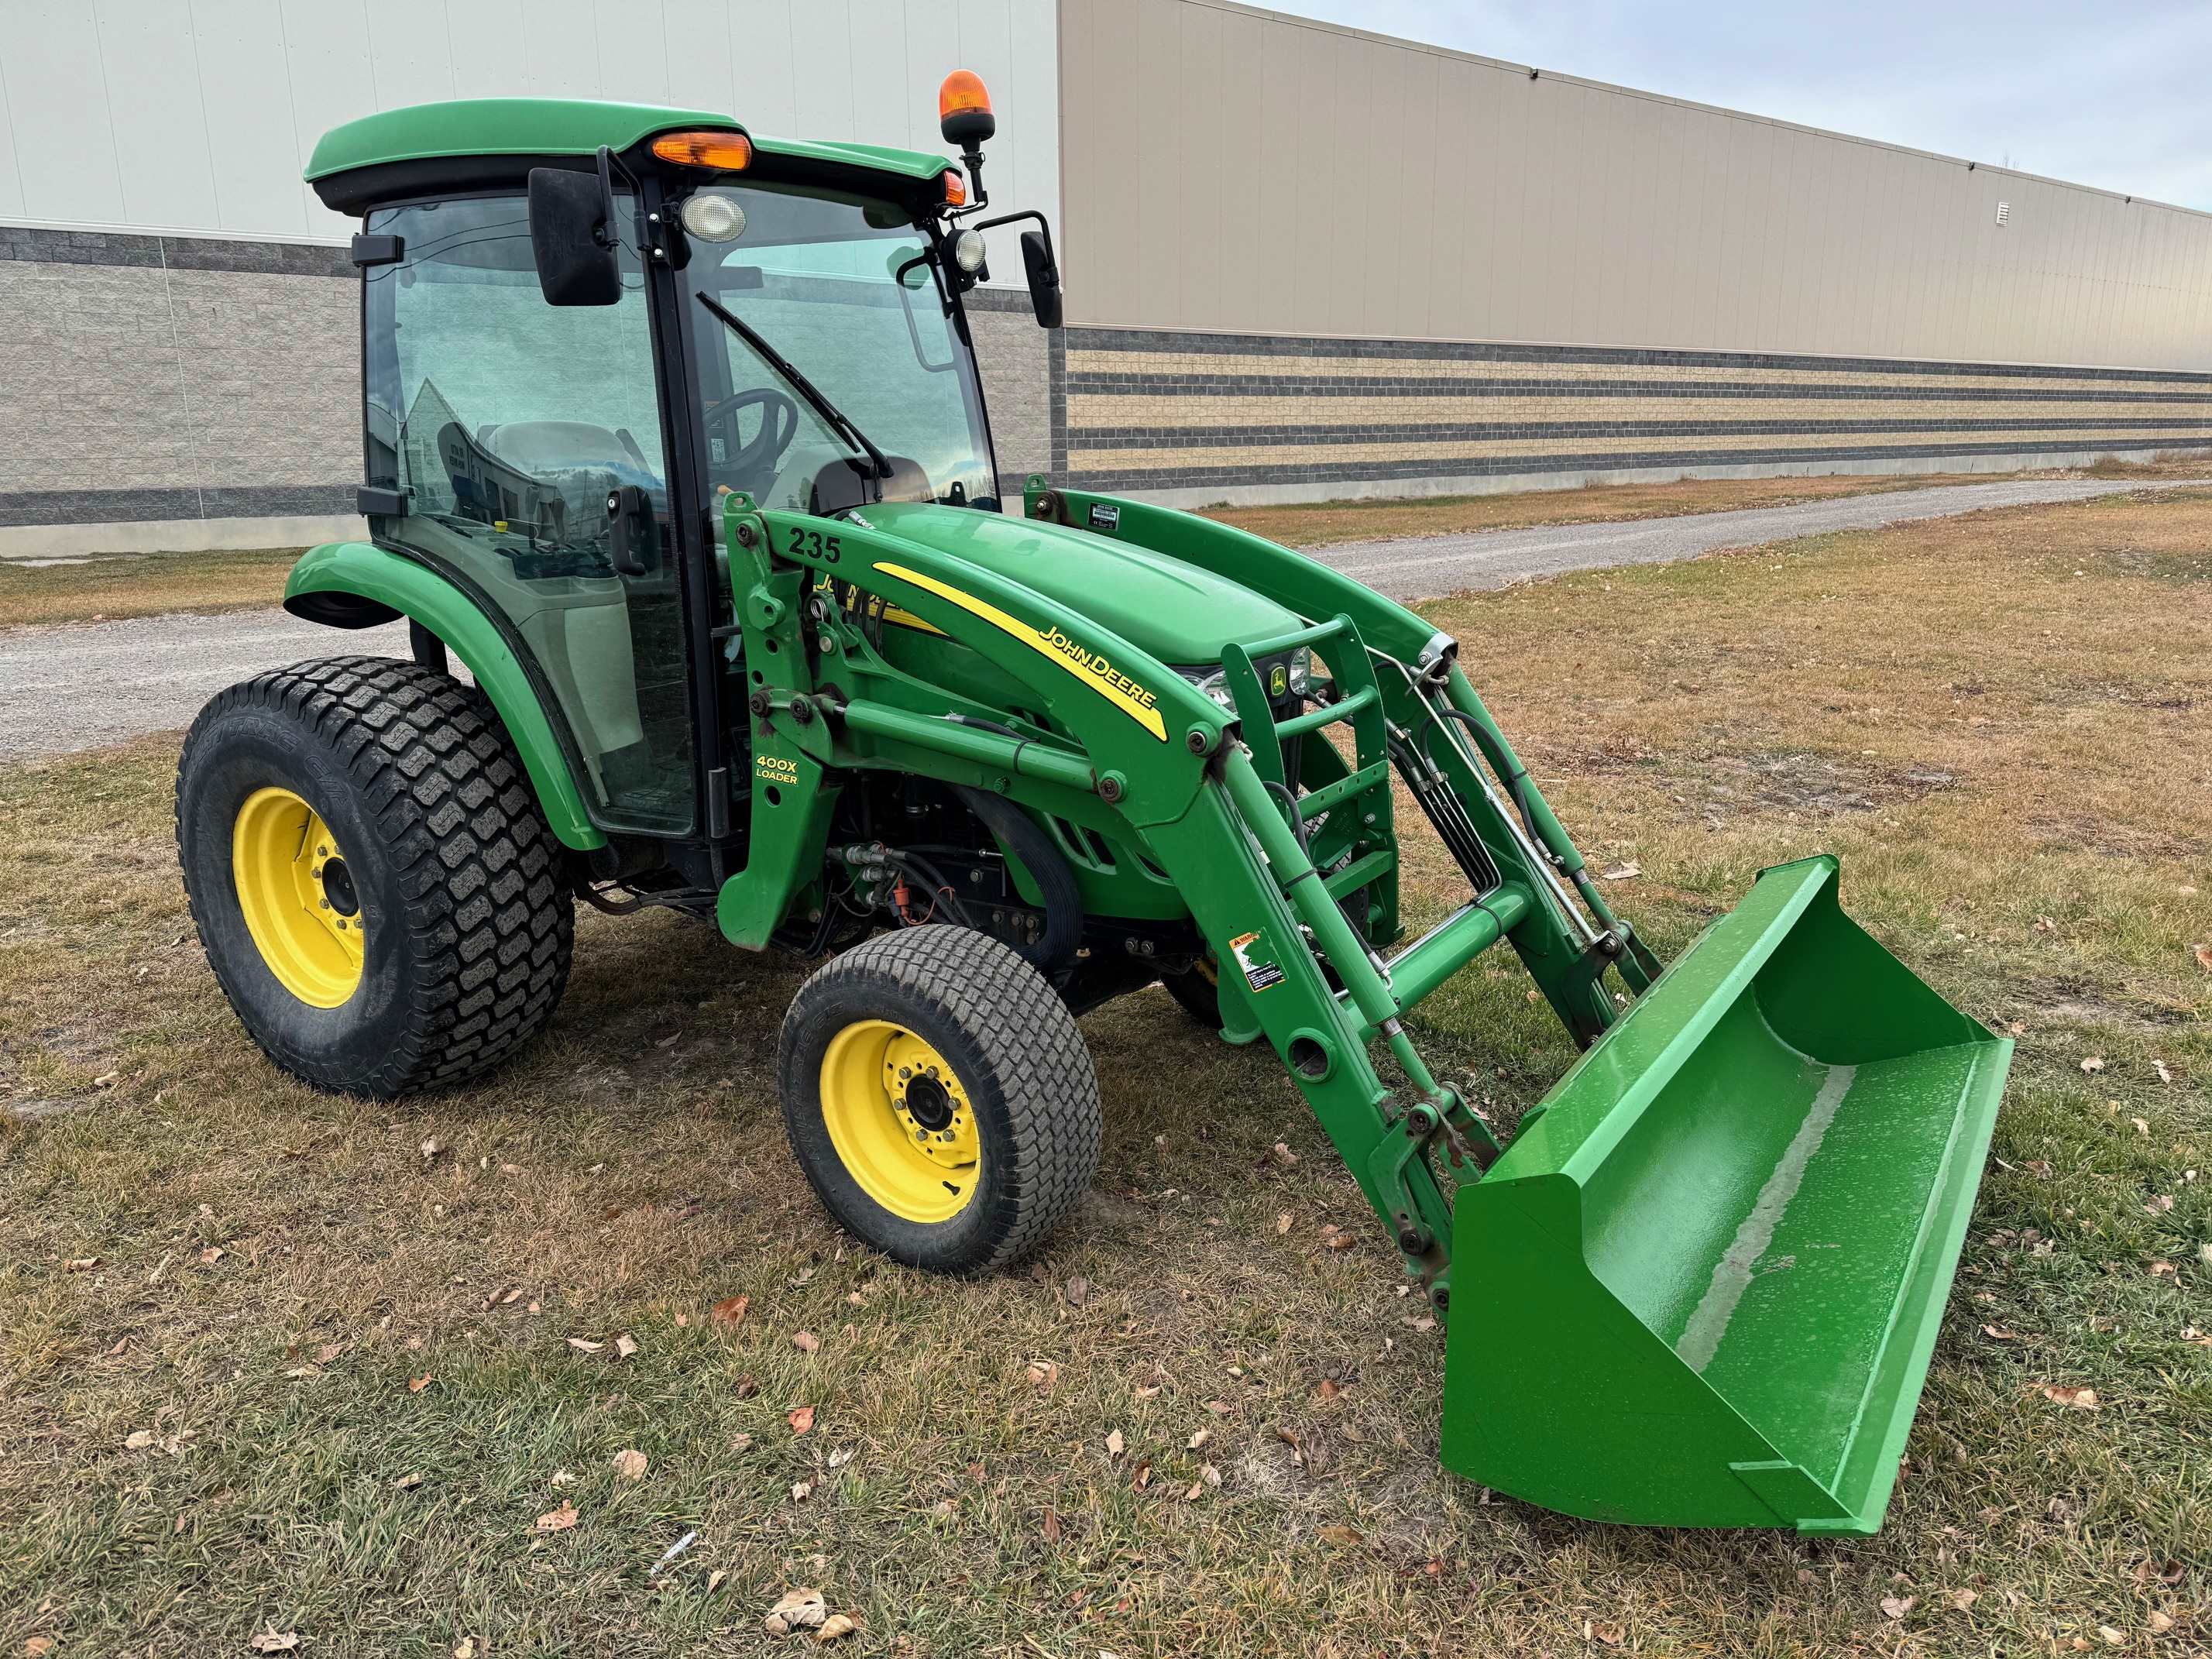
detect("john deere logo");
top-left (1269, 663), bottom-right (1289, 698)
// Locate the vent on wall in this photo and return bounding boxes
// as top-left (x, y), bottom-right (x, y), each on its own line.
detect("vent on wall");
top-left (1995, 201), bottom-right (2011, 226)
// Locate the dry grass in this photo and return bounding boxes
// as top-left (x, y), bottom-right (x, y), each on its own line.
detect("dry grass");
top-left (0, 546), bottom-right (301, 629)
top-left (4, 489), bottom-right (2210, 1655)
top-left (1203, 455), bottom-right (2212, 551)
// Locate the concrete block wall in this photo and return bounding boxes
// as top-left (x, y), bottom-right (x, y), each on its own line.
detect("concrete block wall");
top-left (1062, 328), bottom-right (2212, 507)
top-left (0, 228), bottom-right (1057, 551)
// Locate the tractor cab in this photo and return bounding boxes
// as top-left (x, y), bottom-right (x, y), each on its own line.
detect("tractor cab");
top-left (307, 91), bottom-right (1060, 843)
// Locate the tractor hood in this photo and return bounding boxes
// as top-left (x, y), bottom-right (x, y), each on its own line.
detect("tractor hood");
top-left (860, 503), bottom-right (1300, 667)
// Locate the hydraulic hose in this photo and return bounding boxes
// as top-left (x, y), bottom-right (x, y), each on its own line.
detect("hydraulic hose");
top-left (952, 784), bottom-right (1083, 974)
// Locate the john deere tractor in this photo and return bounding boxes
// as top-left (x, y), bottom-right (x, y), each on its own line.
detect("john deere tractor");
top-left (176, 77), bottom-right (2011, 1534)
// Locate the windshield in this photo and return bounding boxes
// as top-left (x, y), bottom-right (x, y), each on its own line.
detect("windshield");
top-left (677, 184), bottom-right (997, 513)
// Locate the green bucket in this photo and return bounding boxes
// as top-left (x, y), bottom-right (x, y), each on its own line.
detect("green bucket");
top-left (1441, 856), bottom-right (2010, 1533)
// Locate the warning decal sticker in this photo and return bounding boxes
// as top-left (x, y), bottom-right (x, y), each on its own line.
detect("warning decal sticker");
top-left (1228, 929), bottom-right (1285, 994)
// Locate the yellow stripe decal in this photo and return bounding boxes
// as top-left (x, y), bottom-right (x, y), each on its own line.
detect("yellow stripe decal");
top-left (873, 562), bottom-right (1168, 740)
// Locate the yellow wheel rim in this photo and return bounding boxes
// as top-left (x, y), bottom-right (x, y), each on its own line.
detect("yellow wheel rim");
top-left (819, 1020), bottom-right (980, 1224)
top-left (231, 786), bottom-right (365, 1008)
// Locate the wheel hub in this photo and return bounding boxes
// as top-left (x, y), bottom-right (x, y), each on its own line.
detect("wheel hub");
top-left (818, 1021), bottom-right (980, 1221)
top-left (231, 787), bottom-right (366, 1008)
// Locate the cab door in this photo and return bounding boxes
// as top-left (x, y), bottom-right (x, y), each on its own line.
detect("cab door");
top-left (360, 193), bottom-right (696, 835)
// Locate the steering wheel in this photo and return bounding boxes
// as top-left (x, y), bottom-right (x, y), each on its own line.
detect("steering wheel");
top-left (700, 386), bottom-right (800, 483)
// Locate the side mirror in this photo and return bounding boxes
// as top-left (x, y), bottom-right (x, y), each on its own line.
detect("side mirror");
top-left (528, 167), bottom-right (620, 307)
top-left (1021, 229), bottom-right (1062, 330)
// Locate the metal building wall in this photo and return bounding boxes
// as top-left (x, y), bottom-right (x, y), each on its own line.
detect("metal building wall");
top-left (1055, 0), bottom-right (2212, 504)
top-left (0, 0), bottom-right (1060, 548)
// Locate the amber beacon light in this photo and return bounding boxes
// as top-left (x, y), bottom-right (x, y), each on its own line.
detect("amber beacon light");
top-left (938, 70), bottom-right (995, 148)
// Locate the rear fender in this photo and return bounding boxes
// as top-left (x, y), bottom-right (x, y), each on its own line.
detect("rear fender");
top-left (283, 541), bottom-right (606, 851)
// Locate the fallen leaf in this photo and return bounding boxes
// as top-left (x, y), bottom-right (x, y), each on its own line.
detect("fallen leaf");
top-left (1276, 1211), bottom-right (1293, 1235)
top-left (2147, 1610), bottom-right (2174, 1633)
top-left (2155, 1060), bottom-right (2174, 1084)
top-left (1317, 1523), bottom-right (1362, 1547)
top-left (92, 1070), bottom-right (120, 1088)
top-left (1881, 1595), bottom-right (1918, 1620)
top-left (791, 1480), bottom-right (812, 1502)
top-left (1599, 863), bottom-right (1641, 881)
top-left (1316, 1377), bottom-right (1343, 1401)
top-left (1982, 1324), bottom-right (2020, 1341)
top-left (1947, 1589), bottom-right (1978, 1610)
top-left (1026, 1360), bottom-right (1059, 1388)
top-left (764, 1587), bottom-right (826, 1636)
top-left (2036, 1383), bottom-right (2100, 1410)
top-left (198, 1246), bottom-right (225, 1265)
top-left (536, 1500), bottom-right (580, 1532)
top-left (2098, 1627), bottom-right (2126, 1647)
top-left (1187, 1427), bottom-right (1212, 1451)
top-left (615, 1334), bottom-right (638, 1359)
top-left (792, 1331), bottom-right (820, 1354)
top-left (249, 1633), bottom-right (301, 1654)
top-left (1203, 1398), bottom-right (1231, 1414)
top-left (675, 1312), bottom-right (689, 1327)
top-left (826, 1446), bottom-right (855, 1469)
top-left (566, 1338), bottom-right (604, 1354)
top-left (26, 1640), bottom-right (55, 1657)
top-left (730, 1432), bottom-right (754, 1451)
top-left (1041, 1507), bottom-right (1062, 1543)
top-left (408, 1374), bottom-right (431, 1393)
top-left (2193, 943), bottom-right (2212, 974)
top-left (712, 1294), bottom-right (750, 1328)
top-left (65, 1256), bottom-right (99, 1272)
top-left (419, 1137), bottom-right (441, 1160)
top-left (1104, 1428), bottom-right (1125, 1458)
top-left (1063, 1276), bottom-right (1091, 1307)
top-left (612, 1448), bottom-right (647, 1481)
top-left (1593, 1623), bottom-right (1625, 1647)
top-left (707, 1569), bottom-right (728, 1595)
top-left (2080, 1056), bottom-right (2106, 1074)
top-left (453, 1640), bottom-right (476, 1659)
top-left (393, 1472), bottom-right (424, 1492)
top-left (1270, 1141), bottom-right (1300, 1167)
top-left (2149, 1260), bottom-right (2178, 1279)
top-left (125, 1429), bottom-right (156, 1449)
top-left (816, 1612), bottom-right (858, 1643)
top-left (2133, 1118), bottom-right (2151, 1137)
top-left (788, 1405), bottom-right (816, 1435)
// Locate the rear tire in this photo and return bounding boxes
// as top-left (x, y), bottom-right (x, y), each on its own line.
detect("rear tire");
top-left (176, 656), bottom-right (573, 1097)
top-left (778, 925), bottom-right (1101, 1274)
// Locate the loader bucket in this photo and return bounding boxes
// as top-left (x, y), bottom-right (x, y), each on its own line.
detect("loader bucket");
top-left (1440, 855), bottom-right (2009, 1534)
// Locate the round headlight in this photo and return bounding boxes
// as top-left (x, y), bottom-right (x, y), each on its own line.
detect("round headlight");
top-left (680, 191), bottom-right (747, 242)
top-left (1286, 647), bottom-right (1314, 695)
top-left (951, 228), bottom-right (988, 273)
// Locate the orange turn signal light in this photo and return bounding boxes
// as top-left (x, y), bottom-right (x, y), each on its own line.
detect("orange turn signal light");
top-left (649, 130), bottom-right (754, 171)
top-left (939, 70), bottom-right (992, 122)
top-left (940, 168), bottom-right (967, 207)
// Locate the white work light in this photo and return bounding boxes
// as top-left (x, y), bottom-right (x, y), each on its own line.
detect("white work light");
top-left (952, 229), bottom-right (988, 273)
top-left (681, 192), bottom-right (747, 242)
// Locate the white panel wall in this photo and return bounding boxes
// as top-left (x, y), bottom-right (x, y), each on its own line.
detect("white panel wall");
top-left (0, 0), bottom-right (1060, 270)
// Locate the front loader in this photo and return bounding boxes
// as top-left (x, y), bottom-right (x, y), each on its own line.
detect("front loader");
top-left (174, 81), bottom-right (2010, 1536)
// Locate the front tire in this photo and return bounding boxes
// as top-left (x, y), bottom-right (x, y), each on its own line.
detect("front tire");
top-left (176, 656), bottom-right (573, 1097)
top-left (778, 926), bottom-right (1101, 1274)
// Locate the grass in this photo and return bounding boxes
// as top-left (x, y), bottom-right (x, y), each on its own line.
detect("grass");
top-left (5, 456), bottom-right (2205, 632)
top-left (0, 546), bottom-right (304, 629)
top-left (4, 489), bottom-right (2210, 1655)
top-left (1201, 455), bottom-right (2212, 550)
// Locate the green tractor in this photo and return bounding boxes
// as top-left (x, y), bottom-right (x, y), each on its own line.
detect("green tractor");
top-left (175, 77), bottom-right (2011, 1534)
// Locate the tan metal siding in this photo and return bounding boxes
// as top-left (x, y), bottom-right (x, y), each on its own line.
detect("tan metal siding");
top-left (1056, 0), bottom-right (2212, 371)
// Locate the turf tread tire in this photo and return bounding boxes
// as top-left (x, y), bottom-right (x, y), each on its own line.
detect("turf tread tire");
top-left (176, 654), bottom-right (572, 1097)
top-left (778, 924), bottom-right (1101, 1274)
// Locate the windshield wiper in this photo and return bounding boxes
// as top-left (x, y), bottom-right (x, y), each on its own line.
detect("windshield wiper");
top-left (693, 291), bottom-right (891, 481)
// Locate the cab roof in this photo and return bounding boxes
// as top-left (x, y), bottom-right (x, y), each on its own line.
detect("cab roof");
top-left (305, 98), bottom-right (953, 213)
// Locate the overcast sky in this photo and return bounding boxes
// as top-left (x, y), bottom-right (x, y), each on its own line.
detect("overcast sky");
top-left (1271, 2), bottom-right (2212, 212)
